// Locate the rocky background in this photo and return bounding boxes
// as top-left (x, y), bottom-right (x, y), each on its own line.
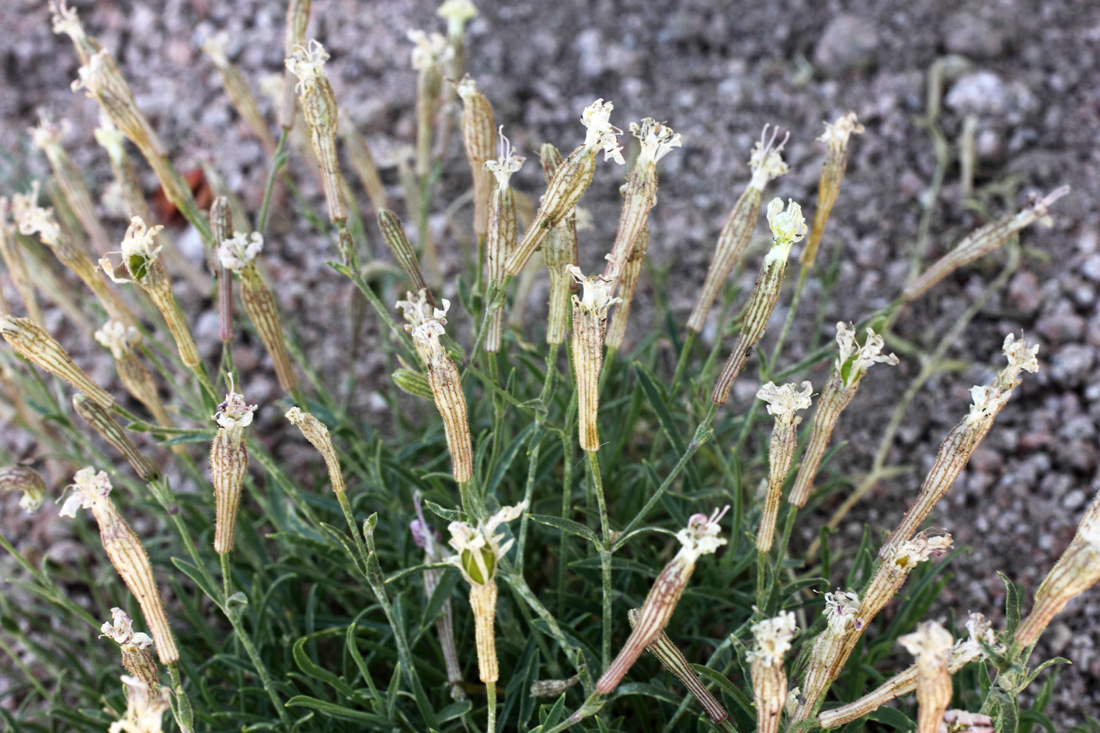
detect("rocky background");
top-left (2, 0), bottom-right (1099, 724)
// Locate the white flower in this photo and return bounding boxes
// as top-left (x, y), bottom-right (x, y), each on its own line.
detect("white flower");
top-left (899, 620), bottom-right (954, 661)
top-left (29, 115), bottom-right (62, 151)
top-left (998, 333), bottom-right (1039, 388)
top-left (200, 31), bottom-right (230, 69)
top-left (109, 675), bottom-right (170, 733)
top-left (965, 384), bottom-right (1012, 424)
top-left (824, 590), bottom-right (861, 632)
top-left (567, 266), bottom-right (621, 314)
top-left (101, 607), bottom-right (135, 645)
top-left (757, 381), bottom-right (813, 423)
top-left (581, 99), bottom-right (624, 165)
top-left (817, 112), bottom-right (864, 152)
top-left (437, 0), bottom-right (478, 29)
top-left (673, 505), bottom-right (729, 564)
top-left (631, 118), bottom-right (681, 166)
top-left (749, 610), bottom-right (798, 666)
top-left (218, 232), bottom-right (264, 271)
top-left (748, 125), bottom-right (789, 190)
top-left (834, 322), bottom-right (899, 384)
top-left (396, 289), bottom-right (451, 348)
top-left (71, 49), bottom-right (112, 97)
top-left (212, 376), bottom-right (257, 431)
top-left (94, 113), bottom-right (126, 160)
top-left (10, 182), bottom-right (61, 246)
top-left (407, 29), bottom-right (452, 71)
top-left (59, 467), bottom-right (113, 518)
top-left (285, 40), bottom-right (330, 94)
top-left (765, 197), bottom-right (808, 248)
top-left (95, 320), bottom-right (141, 359)
top-left (888, 532), bottom-right (953, 569)
top-left (483, 127), bottom-right (525, 187)
top-left (447, 501), bottom-right (527, 585)
top-left (120, 217), bottom-right (163, 260)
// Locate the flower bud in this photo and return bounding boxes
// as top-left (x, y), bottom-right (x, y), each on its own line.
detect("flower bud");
top-left (209, 381), bottom-right (257, 554)
top-left (286, 40), bottom-right (347, 223)
top-left (530, 676), bottom-right (580, 698)
top-left (286, 407), bottom-right (345, 494)
top-left (711, 198), bottom-right (805, 405)
top-left (755, 381), bottom-right (812, 551)
top-left (392, 368), bottom-right (433, 400)
top-left (378, 210), bottom-right (434, 307)
top-left (569, 268), bottom-right (621, 451)
top-left (60, 468), bottom-right (179, 664)
top-left (1, 315), bottom-right (114, 408)
top-left (900, 621), bottom-right (954, 733)
top-left (457, 77), bottom-right (495, 238)
top-left (0, 465), bottom-right (47, 513)
top-left (800, 112), bottom-right (864, 270)
top-left (688, 126), bottom-right (787, 333)
top-left (397, 291), bottom-right (473, 482)
top-left (73, 394), bottom-right (159, 481)
top-left (597, 507), bottom-right (728, 694)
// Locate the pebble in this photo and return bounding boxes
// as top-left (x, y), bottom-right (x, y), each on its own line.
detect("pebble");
top-left (813, 15), bottom-right (879, 76)
top-left (945, 71), bottom-right (1008, 116)
top-left (942, 11), bottom-right (1007, 58)
top-left (1050, 344), bottom-right (1096, 386)
top-left (1036, 305), bottom-right (1086, 343)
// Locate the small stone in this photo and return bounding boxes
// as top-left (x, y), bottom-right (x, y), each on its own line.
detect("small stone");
top-left (945, 71), bottom-right (1008, 116)
top-left (943, 11), bottom-right (1007, 58)
top-left (813, 15), bottom-right (879, 76)
top-left (1050, 344), bottom-right (1095, 387)
top-left (1037, 306), bottom-right (1086, 343)
top-left (1008, 271), bottom-right (1043, 314)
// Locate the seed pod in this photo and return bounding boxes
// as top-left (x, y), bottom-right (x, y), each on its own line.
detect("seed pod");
top-left (73, 394), bottom-right (158, 481)
top-left (0, 465), bottom-right (47, 513)
top-left (1016, 510), bottom-right (1100, 649)
top-left (597, 508), bottom-right (727, 695)
top-left (749, 612), bottom-right (798, 733)
top-left (60, 468), bottom-right (179, 664)
top-left (49, 1), bottom-right (103, 64)
top-left (688, 126), bottom-right (788, 334)
top-left (899, 622), bottom-right (954, 733)
top-left (505, 99), bottom-right (624, 276)
top-left (627, 609), bottom-right (731, 726)
top-left (800, 113), bottom-right (864, 270)
top-left (279, 0), bottom-right (312, 129)
top-left (397, 292), bottom-right (473, 482)
top-left (755, 381), bottom-right (812, 551)
top-left (791, 590), bottom-right (861, 721)
top-left (69, 48), bottom-right (167, 158)
top-left (392, 368), bottom-right (433, 400)
top-left (209, 197), bottom-right (235, 343)
top-left (209, 383), bottom-right (257, 554)
top-left (0, 207), bottom-right (42, 326)
top-left (469, 579), bottom-right (499, 683)
top-left (101, 607), bottom-right (160, 692)
top-left (340, 117), bottom-right (387, 212)
top-left (539, 143), bottom-right (578, 345)
top-left (903, 186), bottom-right (1069, 302)
top-left (569, 268), bottom-right (620, 452)
top-left (605, 222), bottom-right (648, 349)
top-left (484, 129), bottom-right (524, 352)
top-left (603, 119), bottom-right (680, 283)
top-left (285, 407), bottom-right (345, 494)
top-left (711, 198), bottom-right (806, 405)
top-left (457, 77), bottom-right (495, 237)
top-left (378, 210), bottom-right (434, 307)
top-left (285, 40), bottom-right (347, 224)
top-left (881, 334), bottom-right (1038, 558)
top-left (30, 116), bottom-right (113, 256)
top-left (239, 267), bottom-right (297, 392)
top-left (819, 614), bottom-right (999, 728)
top-left (788, 323), bottom-right (897, 507)
top-left (201, 33), bottom-right (277, 154)
top-left (95, 320), bottom-right (172, 427)
top-left (0, 315), bottom-right (113, 408)
top-left (407, 30), bottom-right (452, 180)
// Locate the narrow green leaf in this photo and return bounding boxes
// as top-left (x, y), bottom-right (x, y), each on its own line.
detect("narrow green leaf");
top-left (526, 513), bottom-right (600, 545)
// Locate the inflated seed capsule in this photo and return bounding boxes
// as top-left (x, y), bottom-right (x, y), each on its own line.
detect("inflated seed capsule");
top-left (788, 323), bottom-right (897, 507)
top-left (101, 607), bottom-right (160, 692)
top-left (447, 502), bottom-right (526, 684)
top-left (0, 465), bottom-right (47, 513)
top-left (902, 186), bottom-right (1069, 302)
top-left (397, 291), bottom-right (473, 483)
top-left (378, 210), bottom-right (434, 307)
top-left (0, 315), bottom-right (114, 408)
top-left (505, 99), bottom-right (624, 276)
top-left (209, 381), bottom-right (257, 554)
top-left (749, 612), bottom-right (799, 733)
top-left (218, 232), bottom-right (298, 393)
top-left (688, 125), bottom-right (788, 334)
top-left (285, 40), bottom-right (347, 224)
top-left (73, 394), bottom-right (158, 481)
top-left (597, 508), bottom-right (727, 695)
top-left (755, 381), bottom-right (812, 552)
top-left (880, 334), bottom-right (1038, 559)
top-left (101, 217), bottom-right (201, 369)
top-left (483, 128), bottom-right (524, 353)
top-left (800, 112), bottom-right (864, 271)
top-left (899, 622), bottom-right (954, 733)
top-left (60, 468), bottom-right (179, 664)
top-left (628, 608), bottom-right (732, 727)
top-left (569, 268), bottom-right (621, 452)
top-left (457, 77), bottom-right (496, 238)
top-left (539, 143), bottom-right (578, 345)
top-left (711, 197), bottom-right (806, 405)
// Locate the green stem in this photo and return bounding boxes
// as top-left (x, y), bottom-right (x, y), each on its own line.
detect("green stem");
top-left (486, 679), bottom-right (497, 733)
top-left (670, 330), bottom-right (697, 396)
top-left (586, 450), bottom-right (613, 668)
top-left (220, 552), bottom-right (232, 606)
top-left (167, 661), bottom-right (195, 733)
top-left (255, 131), bottom-right (289, 235)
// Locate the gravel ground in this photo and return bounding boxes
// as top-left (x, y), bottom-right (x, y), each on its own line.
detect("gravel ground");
top-left (2, 0), bottom-right (1100, 725)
